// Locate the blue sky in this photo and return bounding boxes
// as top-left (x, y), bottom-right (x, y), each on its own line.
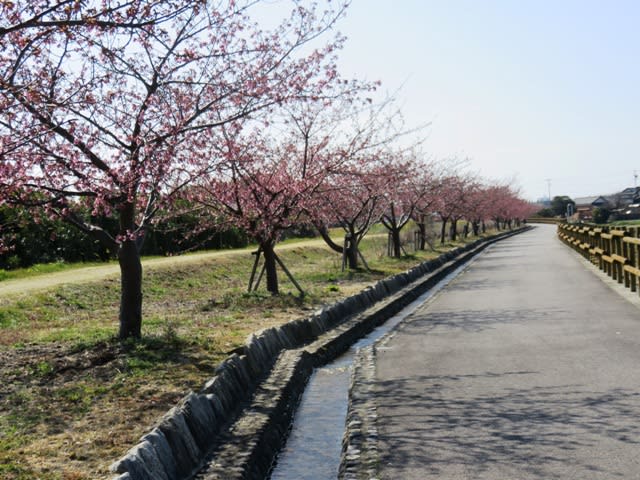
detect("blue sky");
top-left (334, 0), bottom-right (640, 201)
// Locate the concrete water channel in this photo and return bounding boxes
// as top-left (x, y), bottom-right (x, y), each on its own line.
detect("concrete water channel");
top-left (269, 257), bottom-right (478, 479)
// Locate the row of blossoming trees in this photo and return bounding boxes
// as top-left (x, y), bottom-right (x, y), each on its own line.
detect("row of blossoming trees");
top-left (0, 1), bottom-right (535, 339)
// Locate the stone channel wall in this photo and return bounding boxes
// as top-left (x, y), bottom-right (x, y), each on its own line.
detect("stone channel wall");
top-left (111, 227), bottom-right (530, 480)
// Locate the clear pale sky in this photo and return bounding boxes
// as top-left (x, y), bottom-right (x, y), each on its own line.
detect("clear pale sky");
top-left (333, 0), bottom-right (640, 201)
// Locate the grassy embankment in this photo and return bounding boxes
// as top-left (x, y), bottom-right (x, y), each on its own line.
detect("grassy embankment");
top-left (0, 227), bottom-right (496, 479)
top-left (609, 219), bottom-right (640, 226)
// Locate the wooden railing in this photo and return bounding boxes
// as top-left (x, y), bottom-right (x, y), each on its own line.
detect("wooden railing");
top-left (527, 217), bottom-right (563, 225)
top-left (558, 223), bottom-right (640, 294)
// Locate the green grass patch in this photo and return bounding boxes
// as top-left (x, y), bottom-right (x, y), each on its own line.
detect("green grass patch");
top-left (0, 462), bottom-right (36, 480)
top-left (609, 219), bottom-right (640, 226)
top-left (0, 307), bottom-right (28, 329)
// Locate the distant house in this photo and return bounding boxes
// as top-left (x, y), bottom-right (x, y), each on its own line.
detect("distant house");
top-left (609, 187), bottom-right (640, 220)
top-left (573, 196), bottom-right (610, 220)
top-left (614, 203), bottom-right (640, 220)
top-left (616, 187), bottom-right (640, 207)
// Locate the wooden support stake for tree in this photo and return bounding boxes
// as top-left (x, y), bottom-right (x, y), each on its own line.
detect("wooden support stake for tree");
top-left (424, 233), bottom-right (435, 251)
top-left (274, 252), bottom-right (305, 297)
top-left (341, 235), bottom-right (348, 272)
top-left (253, 264), bottom-right (266, 292)
top-left (248, 249), bottom-right (262, 292)
top-left (357, 248), bottom-right (371, 272)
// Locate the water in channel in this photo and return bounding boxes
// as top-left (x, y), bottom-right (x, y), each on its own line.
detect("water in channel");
top-left (269, 256), bottom-right (478, 479)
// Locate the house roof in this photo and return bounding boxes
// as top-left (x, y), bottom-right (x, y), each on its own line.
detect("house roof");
top-left (573, 196), bottom-right (609, 207)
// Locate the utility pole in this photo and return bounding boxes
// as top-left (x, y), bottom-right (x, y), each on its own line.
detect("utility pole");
top-left (545, 178), bottom-right (551, 203)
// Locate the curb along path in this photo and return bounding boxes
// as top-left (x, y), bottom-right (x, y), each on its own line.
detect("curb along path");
top-left (343, 224), bottom-right (640, 479)
top-left (110, 228), bottom-right (530, 480)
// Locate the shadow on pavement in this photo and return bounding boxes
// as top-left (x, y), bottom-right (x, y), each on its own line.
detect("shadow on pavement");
top-left (375, 371), bottom-right (640, 478)
top-left (399, 307), bottom-right (568, 334)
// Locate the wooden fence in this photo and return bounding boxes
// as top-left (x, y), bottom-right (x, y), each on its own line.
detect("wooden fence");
top-left (558, 223), bottom-right (640, 294)
top-left (528, 217), bottom-right (563, 225)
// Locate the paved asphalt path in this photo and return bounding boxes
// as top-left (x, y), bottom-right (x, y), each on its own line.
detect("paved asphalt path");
top-left (374, 224), bottom-right (640, 479)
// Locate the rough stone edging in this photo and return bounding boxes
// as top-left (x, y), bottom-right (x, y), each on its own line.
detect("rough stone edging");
top-left (110, 227), bottom-right (531, 480)
top-left (339, 345), bottom-right (379, 480)
top-left (338, 227), bottom-right (532, 479)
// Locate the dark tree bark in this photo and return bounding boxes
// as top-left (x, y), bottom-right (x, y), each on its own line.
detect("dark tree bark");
top-left (389, 228), bottom-right (402, 258)
top-left (415, 214), bottom-right (428, 250)
top-left (317, 225), bottom-right (343, 254)
top-left (262, 240), bottom-right (279, 295)
top-left (417, 222), bottom-right (426, 250)
top-left (117, 202), bottom-right (142, 339)
top-left (450, 219), bottom-right (458, 241)
top-left (118, 240), bottom-right (142, 339)
top-left (345, 235), bottom-right (359, 269)
top-left (440, 217), bottom-right (448, 244)
top-left (317, 224), bottom-right (364, 270)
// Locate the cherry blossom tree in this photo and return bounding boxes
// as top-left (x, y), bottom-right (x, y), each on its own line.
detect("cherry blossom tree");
top-left (308, 97), bottom-right (419, 269)
top-left (486, 184), bottom-right (516, 230)
top-left (193, 117), bottom-right (341, 295)
top-left (310, 96), bottom-right (428, 262)
top-left (316, 152), bottom-right (428, 265)
top-left (191, 72), bottom-right (380, 292)
top-left (0, 0), bottom-right (348, 338)
top-left (433, 174), bottom-right (461, 244)
top-left (464, 182), bottom-right (492, 236)
top-left (484, 182), bottom-right (536, 230)
top-left (314, 165), bottom-right (386, 269)
top-left (445, 173), bottom-right (479, 241)
top-left (411, 162), bottom-right (443, 250)
top-left (378, 154), bottom-right (424, 258)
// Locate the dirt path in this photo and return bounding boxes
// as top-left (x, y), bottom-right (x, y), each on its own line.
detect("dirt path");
top-left (0, 237), bottom-right (334, 298)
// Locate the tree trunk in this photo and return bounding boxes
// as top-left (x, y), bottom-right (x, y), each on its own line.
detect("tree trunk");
top-left (346, 235), bottom-right (359, 269)
top-left (262, 240), bottom-right (279, 295)
top-left (391, 228), bottom-right (401, 258)
top-left (440, 218), bottom-right (448, 244)
top-left (316, 224), bottom-right (343, 254)
top-left (450, 219), bottom-right (458, 241)
top-left (118, 203), bottom-right (142, 339)
top-left (318, 224), bottom-right (361, 269)
top-left (417, 222), bottom-right (427, 250)
top-left (118, 239), bottom-right (142, 339)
